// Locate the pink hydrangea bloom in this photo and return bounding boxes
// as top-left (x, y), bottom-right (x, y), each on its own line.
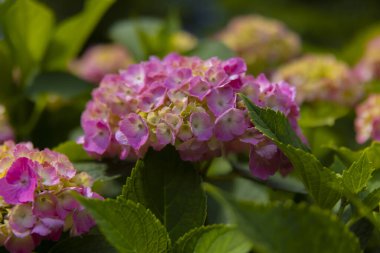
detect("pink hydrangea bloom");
top-left (353, 36), bottom-right (380, 83)
top-left (0, 141), bottom-right (102, 253)
top-left (355, 94), bottom-right (380, 143)
top-left (70, 44), bottom-right (134, 83)
top-left (80, 53), bottom-right (303, 180)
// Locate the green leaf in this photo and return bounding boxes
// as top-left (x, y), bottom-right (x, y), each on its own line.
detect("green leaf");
top-left (241, 94), bottom-right (342, 208)
top-left (299, 102), bottom-right (350, 128)
top-left (240, 94), bottom-right (309, 152)
top-left (330, 156), bottom-right (347, 174)
top-left (363, 188), bottom-right (380, 210)
top-left (53, 140), bottom-right (91, 162)
top-left (78, 198), bottom-right (171, 253)
top-left (205, 183), bottom-right (362, 253)
top-left (342, 151), bottom-right (375, 193)
top-left (207, 157), bottom-right (232, 177)
top-left (49, 234), bottom-right (117, 253)
top-left (327, 145), bottom-right (362, 168)
top-left (173, 225), bottom-right (251, 253)
top-left (188, 40), bottom-right (235, 60)
top-left (0, 0), bottom-right (54, 83)
top-left (367, 142), bottom-right (380, 169)
top-left (109, 17), bottom-right (164, 61)
top-left (43, 0), bottom-right (115, 70)
top-left (25, 72), bottom-right (93, 101)
top-left (121, 147), bottom-right (206, 241)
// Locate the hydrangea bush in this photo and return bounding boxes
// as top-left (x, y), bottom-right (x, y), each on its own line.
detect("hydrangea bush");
top-left (217, 15), bottom-right (301, 73)
top-left (0, 141), bottom-right (102, 253)
top-left (273, 54), bottom-right (363, 105)
top-left (79, 54), bottom-right (302, 179)
top-left (2, 0), bottom-right (380, 252)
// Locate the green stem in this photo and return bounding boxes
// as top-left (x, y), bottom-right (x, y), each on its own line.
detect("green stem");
top-left (337, 197), bottom-right (348, 218)
top-left (19, 96), bottom-right (47, 139)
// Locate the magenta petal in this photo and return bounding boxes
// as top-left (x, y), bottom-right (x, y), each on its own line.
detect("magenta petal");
top-left (371, 118), bottom-right (380, 141)
top-left (222, 57), bottom-right (247, 75)
top-left (83, 120), bottom-right (112, 155)
top-left (190, 112), bottom-right (213, 141)
top-left (249, 144), bottom-right (278, 180)
top-left (206, 87), bottom-right (235, 116)
top-left (5, 234), bottom-right (35, 253)
top-left (118, 113), bottom-right (149, 150)
top-left (120, 64), bottom-right (146, 92)
top-left (214, 108), bottom-right (248, 141)
top-left (0, 157), bottom-right (38, 204)
top-left (33, 193), bottom-right (58, 218)
top-left (188, 77), bottom-right (210, 101)
top-left (165, 68), bottom-right (192, 89)
top-left (32, 222), bottom-right (51, 236)
top-left (240, 127), bottom-right (264, 145)
top-left (37, 163), bottom-right (59, 186)
top-left (71, 209), bottom-right (95, 236)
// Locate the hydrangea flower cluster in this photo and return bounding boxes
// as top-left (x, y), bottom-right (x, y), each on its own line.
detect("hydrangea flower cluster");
top-left (70, 44), bottom-right (134, 83)
top-left (0, 105), bottom-right (14, 143)
top-left (0, 141), bottom-right (101, 253)
top-left (273, 54), bottom-right (363, 105)
top-left (80, 53), bottom-right (302, 180)
top-left (216, 15), bottom-right (300, 73)
top-left (354, 36), bottom-right (380, 83)
top-left (355, 94), bottom-right (380, 144)
top-left (168, 31), bottom-right (198, 53)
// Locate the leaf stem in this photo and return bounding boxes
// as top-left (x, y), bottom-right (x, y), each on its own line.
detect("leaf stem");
top-left (337, 197), bottom-right (348, 218)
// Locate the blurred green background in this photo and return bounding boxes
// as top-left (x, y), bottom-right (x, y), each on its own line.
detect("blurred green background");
top-left (41, 0), bottom-right (380, 52)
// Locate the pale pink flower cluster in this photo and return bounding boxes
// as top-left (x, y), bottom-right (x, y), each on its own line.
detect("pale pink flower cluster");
top-left (70, 44), bottom-right (134, 83)
top-left (355, 95), bottom-right (380, 144)
top-left (0, 141), bottom-right (101, 253)
top-left (217, 15), bottom-right (300, 72)
top-left (273, 54), bottom-right (363, 105)
top-left (0, 105), bottom-right (14, 143)
top-left (80, 53), bottom-right (302, 180)
top-left (354, 36), bottom-right (380, 83)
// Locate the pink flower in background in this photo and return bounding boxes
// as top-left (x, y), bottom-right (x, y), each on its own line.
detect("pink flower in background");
top-left (0, 141), bottom-right (102, 253)
top-left (273, 54), bottom-right (363, 105)
top-left (80, 53), bottom-right (303, 180)
top-left (355, 94), bottom-right (380, 143)
top-left (70, 44), bottom-right (134, 83)
top-left (354, 36), bottom-right (380, 83)
top-left (216, 15), bottom-right (301, 73)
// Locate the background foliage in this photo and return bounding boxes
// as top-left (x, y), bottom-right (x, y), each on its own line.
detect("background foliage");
top-left (1, 0), bottom-right (380, 252)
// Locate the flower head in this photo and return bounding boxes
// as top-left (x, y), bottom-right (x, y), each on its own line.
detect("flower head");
top-left (216, 15), bottom-right (300, 73)
top-left (70, 44), bottom-right (134, 83)
top-left (354, 36), bottom-right (380, 83)
top-left (273, 54), bottom-right (363, 105)
top-left (80, 53), bottom-right (303, 180)
top-left (355, 94), bottom-right (380, 143)
top-left (0, 141), bottom-right (102, 253)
